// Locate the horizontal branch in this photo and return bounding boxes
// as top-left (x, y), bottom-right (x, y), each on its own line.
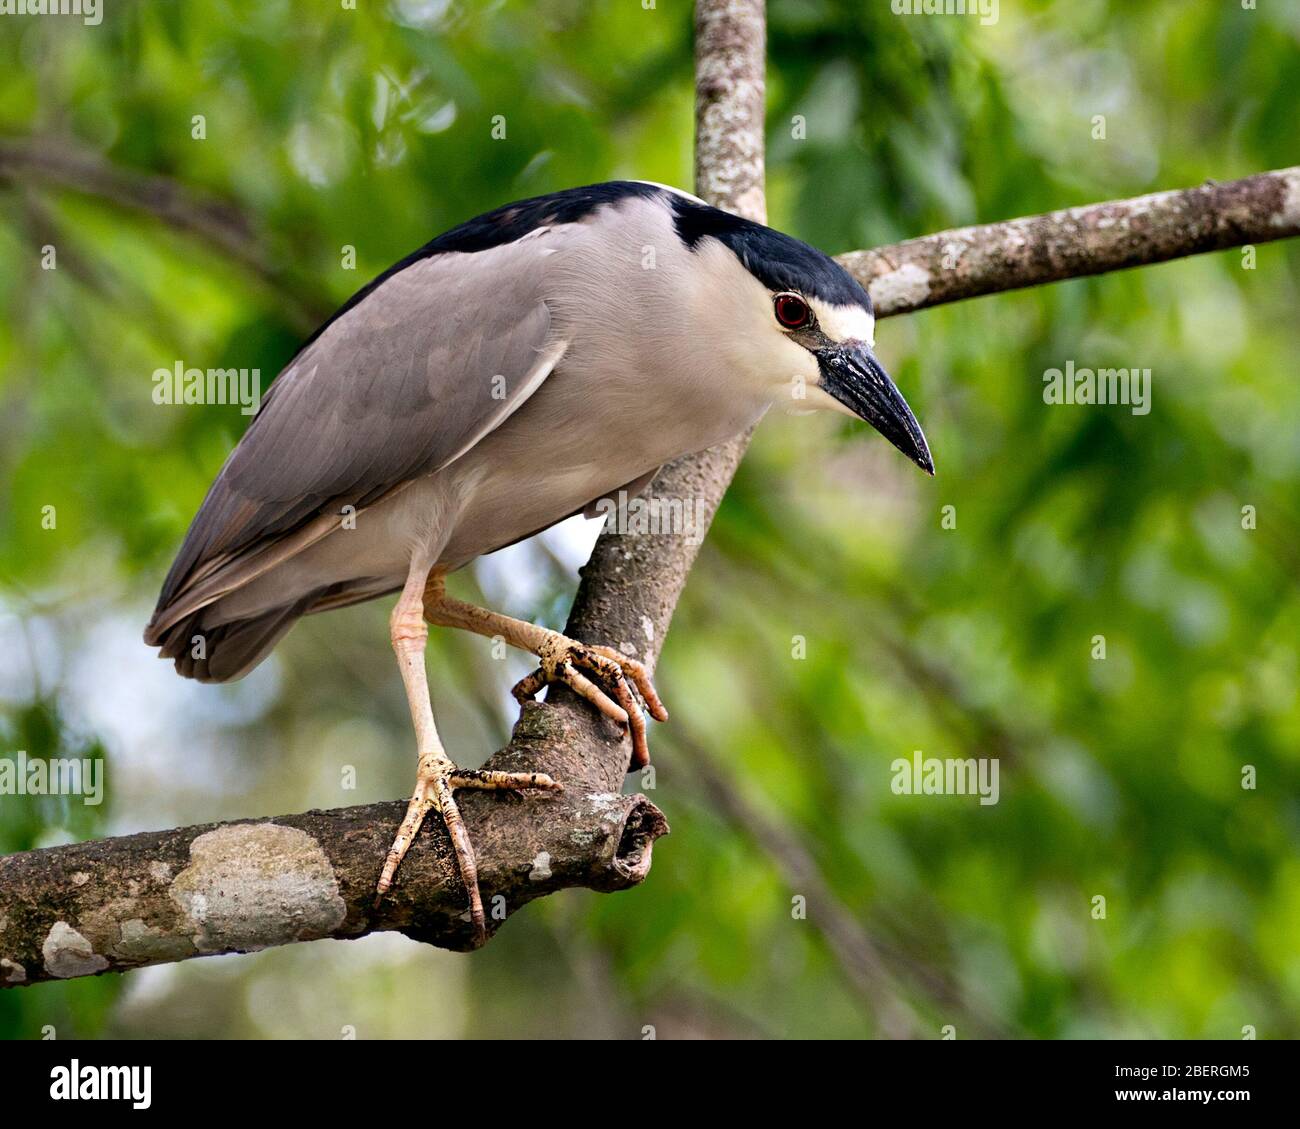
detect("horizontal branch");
top-left (0, 704), bottom-right (665, 987)
top-left (841, 166), bottom-right (1300, 316)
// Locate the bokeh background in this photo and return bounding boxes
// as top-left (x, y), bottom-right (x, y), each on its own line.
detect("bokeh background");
top-left (2, 0), bottom-right (1299, 1039)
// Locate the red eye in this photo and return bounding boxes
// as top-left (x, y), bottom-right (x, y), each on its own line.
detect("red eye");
top-left (774, 292), bottom-right (813, 330)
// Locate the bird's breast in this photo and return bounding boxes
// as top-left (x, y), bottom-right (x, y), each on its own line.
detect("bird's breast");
top-left (432, 353), bottom-right (765, 568)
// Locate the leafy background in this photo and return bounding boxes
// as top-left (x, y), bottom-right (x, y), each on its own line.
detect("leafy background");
top-left (2, 0), bottom-right (1298, 1038)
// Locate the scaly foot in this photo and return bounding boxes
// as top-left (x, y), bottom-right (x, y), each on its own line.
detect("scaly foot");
top-left (373, 752), bottom-right (561, 944)
top-left (512, 636), bottom-right (668, 769)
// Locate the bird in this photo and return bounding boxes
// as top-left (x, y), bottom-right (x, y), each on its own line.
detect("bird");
top-left (144, 180), bottom-right (933, 944)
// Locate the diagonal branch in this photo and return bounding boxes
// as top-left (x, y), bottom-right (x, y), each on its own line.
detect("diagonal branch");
top-left (0, 138), bottom-right (260, 265)
top-left (3, 22), bottom-right (1298, 989)
top-left (0, 136), bottom-right (330, 333)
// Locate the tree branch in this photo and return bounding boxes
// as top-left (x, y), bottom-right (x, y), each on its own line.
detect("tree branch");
top-left (0, 705), bottom-right (665, 987)
top-left (840, 167), bottom-right (1300, 315)
top-left (4, 29), bottom-right (1298, 989)
top-left (0, 136), bottom-right (330, 333)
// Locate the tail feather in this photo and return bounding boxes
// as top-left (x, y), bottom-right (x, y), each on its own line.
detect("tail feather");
top-left (153, 599), bottom-right (314, 683)
top-left (148, 577), bottom-right (396, 683)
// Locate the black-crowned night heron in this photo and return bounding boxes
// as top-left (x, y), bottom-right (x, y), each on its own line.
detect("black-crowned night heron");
top-left (145, 181), bottom-right (933, 942)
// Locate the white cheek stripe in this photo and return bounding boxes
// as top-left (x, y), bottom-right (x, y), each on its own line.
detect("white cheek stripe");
top-left (810, 298), bottom-right (875, 347)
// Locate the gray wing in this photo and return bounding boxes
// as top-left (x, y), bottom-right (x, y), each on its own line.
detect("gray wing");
top-left (147, 238), bottom-right (566, 640)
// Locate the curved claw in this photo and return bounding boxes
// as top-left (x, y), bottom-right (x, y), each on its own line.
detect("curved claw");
top-left (588, 646), bottom-right (669, 722)
top-left (511, 638), bottom-right (668, 769)
top-left (511, 668), bottom-right (547, 704)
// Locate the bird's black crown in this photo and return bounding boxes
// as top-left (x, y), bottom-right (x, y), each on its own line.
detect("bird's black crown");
top-left (667, 194), bottom-right (873, 314)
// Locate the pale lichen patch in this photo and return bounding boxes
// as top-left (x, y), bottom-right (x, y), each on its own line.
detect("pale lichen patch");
top-left (940, 240), bottom-right (969, 269)
top-left (71, 871), bottom-right (90, 887)
top-left (734, 185), bottom-right (766, 222)
top-left (79, 896), bottom-right (194, 968)
top-left (115, 918), bottom-right (195, 965)
top-left (868, 262), bottom-right (932, 315)
top-left (169, 824), bottom-right (346, 954)
top-left (572, 792), bottom-right (626, 849)
top-left (1271, 169), bottom-right (1300, 231)
top-left (149, 861), bottom-right (173, 884)
top-left (528, 852), bottom-right (553, 881)
top-left (585, 792), bottom-right (624, 817)
top-left (42, 921), bottom-right (109, 978)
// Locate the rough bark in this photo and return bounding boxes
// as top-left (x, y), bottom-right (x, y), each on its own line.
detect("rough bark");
top-left (3, 17), bottom-right (1299, 988)
top-left (0, 704), bottom-right (664, 987)
top-left (841, 167), bottom-right (1300, 315)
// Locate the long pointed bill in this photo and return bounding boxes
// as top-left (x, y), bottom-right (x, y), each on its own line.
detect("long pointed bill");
top-left (817, 342), bottom-right (934, 475)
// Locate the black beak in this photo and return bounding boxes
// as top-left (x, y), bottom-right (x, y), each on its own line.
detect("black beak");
top-left (817, 342), bottom-right (934, 475)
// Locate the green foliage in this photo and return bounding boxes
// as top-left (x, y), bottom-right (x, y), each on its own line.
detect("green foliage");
top-left (1, 0), bottom-right (1297, 1038)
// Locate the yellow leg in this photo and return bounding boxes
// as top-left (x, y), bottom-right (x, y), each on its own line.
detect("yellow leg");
top-left (423, 576), bottom-right (668, 768)
top-left (375, 566), bottom-right (560, 943)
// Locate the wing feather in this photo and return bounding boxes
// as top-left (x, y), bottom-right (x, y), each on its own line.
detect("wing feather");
top-left (147, 234), bottom-right (568, 642)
